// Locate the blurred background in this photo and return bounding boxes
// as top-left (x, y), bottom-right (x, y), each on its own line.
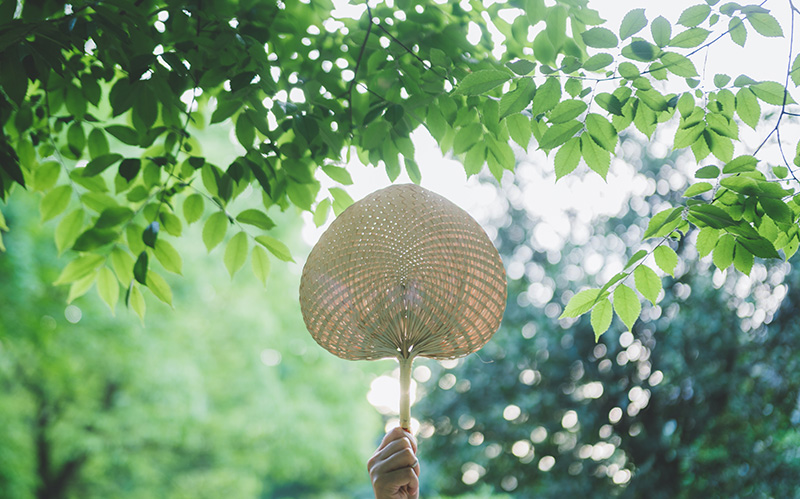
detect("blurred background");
top-left (2, 124), bottom-right (800, 499)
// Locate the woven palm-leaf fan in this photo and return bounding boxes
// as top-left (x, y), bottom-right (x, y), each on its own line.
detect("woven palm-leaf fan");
top-left (299, 184), bottom-right (506, 429)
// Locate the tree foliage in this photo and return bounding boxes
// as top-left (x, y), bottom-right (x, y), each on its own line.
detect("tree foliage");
top-left (0, 0), bottom-right (799, 338)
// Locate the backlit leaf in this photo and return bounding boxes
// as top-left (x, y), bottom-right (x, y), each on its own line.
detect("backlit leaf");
top-left (224, 231), bottom-right (248, 278)
top-left (746, 12), bottom-right (783, 37)
top-left (183, 194), bottom-right (204, 224)
top-left (236, 209), bottom-right (275, 230)
top-left (499, 78), bottom-right (535, 119)
top-left (620, 9), bottom-right (647, 40)
top-left (154, 239), bottom-right (183, 275)
top-left (97, 266), bottom-right (119, 313)
top-left (554, 137), bottom-right (581, 180)
top-left (591, 298), bottom-right (613, 340)
top-left (581, 27), bottom-right (618, 48)
top-left (145, 271), bottom-right (173, 306)
top-left (678, 4), bottom-right (711, 27)
top-left (733, 242), bottom-right (754, 275)
top-left (202, 212), bottom-right (229, 252)
top-left (654, 245), bottom-right (679, 276)
top-left (613, 284), bottom-right (641, 330)
top-left (560, 288), bottom-right (606, 318)
top-left (255, 235), bottom-right (295, 262)
top-left (454, 70), bottom-right (512, 95)
top-left (713, 233), bottom-right (735, 269)
top-left (40, 185), bottom-right (73, 222)
top-left (251, 245), bottom-right (271, 286)
top-left (634, 264), bottom-right (662, 305)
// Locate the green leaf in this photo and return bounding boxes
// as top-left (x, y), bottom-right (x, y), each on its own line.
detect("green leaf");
top-left (713, 233), bottom-right (735, 269)
top-left (580, 134), bottom-right (610, 179)
top-left (32, 161), bottom-right (60, 192)
top-left (464, 143), bottom-right (486, 176)
top-left (202, 212), bottom-right (229, 252)
top-left (88, 128), bottom-right (110, 159)
top-left (746, 12), bottom-right (784, 37)
top-left (97, 266), bottom-right (119, 313)
top-left (678, 4), bottom-right (711, 27)
top-left (688, 204), bottom-right (736, 228)
top-left (111, 247), bottom-right (134, 285)
top-left (750, 81), bottom-right (793, 105)
top-left (660, 52), bottom-right (698, 77)
top-left (714, 74), bottom-right (731, 88)
top-left (538, 120), bottom-right (582, 150)
top-left (506, 113), bottom-right (532, 148)
top-left (634, 265), bottom-right (662, 305)
top-left (321, 164), bottom-right (353, 185)
top-left (146, 271), bottom-right (173, 306)
top-left (183, 194), bottom-right (204, 224)
top-left (95, 207), bottom-right (133, 229)
top-left (651, 16), bottom-right (672, 47)
top-left (118, 158), bottom-right (141, 182)
top-left (499, 78), bottom-right (535, 119)
top-left (620, 9), bottom-right (647, 40)
top-left (591, 298), bottom-right (613, 340)
top-left (133, 251), bottom-right (148, 285)
top-left (582, 53), bottom-right (614, 71)
top-left (625, 249), bottom-right (648, 269)
top-left (129, 284), bottom-right (146, 321)
top-left (585, 113), bottom-right (617, 151)
top-left (791, 54), bottom-right (800, 87)
top-left (683, 182), bottom-right (713, 197)
top-left (643, 207), bottom-right (683, 239)
top-left (235, 112), bottom-right (255, 148)
top-left (105, 125), bottom-right (140, 146)
top-left (669, 27), bottom-right (711, 48)
top-left (405, 158), bottom-right (421, 184)
top-left (255, 235), bottom-right (295, 262)
top-left (595, 93), bottom-right (624, 116)
top-left (67, 122), bottom-right (86, 156)
top-left (722, 155), bottom-right (758, 173)
top-left (454, 70), bottom-right (512, 95)
top-left (581, 27), bottom-right (618, 48)
top-left (506, 59), bottom-right (537, 75)
top-left (695, 165), bottom-right (720, 178)
top-left (531, 78), bottom-right (561, 116)
top-left (654, 245), bottom-right (679, 276)
top-left (735, 87), bottom-right (760, 129)
top-left (760, 198), bottom-right (793, 225)
top-left (224, 231), bottom-right (248, 278)
top-left (142, 221), bottom-right (159, 248)
top-left (549, 100), bottom-right (588, 124)
top-left (40, 185), bottom-right (73, 222)
top-left (554, 137), bottom-right (581, 180)
top-left (696, 226), bottom-right (720, 257)
top-left (331, 187), bottom-right (353, 215)
top-left (314, 198), bottom-right (331, 227)
top-left (67, 272), bottom-right (96, 304)
top-left (729, 17), bottom-right (747, 47)
top-left (560, 288), bottom-right (606, 318)
top-left (251, 245), bottom-right (271, 286)
top-left (236, 209), bottom-right (275, 230)
top-left (618, 62), bottom-right (640, 80)
top-left (733, 242), bottom-right (754, 274)
top-left (154, 239), bottom-right (183, 275)
top-left (623, 40), bottom-right (658, 62)
top-left (454, 124), bottom-right (484, 154)
top-left (613, 284), bottom-right (641, 330)
top-left (55, 209), bottom-right (84, 254)
top-left (54, 254), bottom-right (105, 285)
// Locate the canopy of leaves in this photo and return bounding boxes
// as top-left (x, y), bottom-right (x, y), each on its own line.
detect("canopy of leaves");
top-left (0, 0), bottom-right (798, 339)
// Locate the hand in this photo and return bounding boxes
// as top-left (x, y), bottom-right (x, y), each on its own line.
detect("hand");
top-left (368, 426), bottom-right (420, 499)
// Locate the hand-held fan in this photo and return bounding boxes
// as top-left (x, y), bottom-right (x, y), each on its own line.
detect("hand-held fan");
top-left (299, 184), bottom-right (507, 429)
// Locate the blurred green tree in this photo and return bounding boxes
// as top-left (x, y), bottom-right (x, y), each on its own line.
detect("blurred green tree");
top-left (414, 142), bottom-right (800, 497)
top-left (0, 196), bottom-right (382, 499)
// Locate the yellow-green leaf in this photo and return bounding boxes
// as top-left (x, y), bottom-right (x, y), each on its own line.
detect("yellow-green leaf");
top-left (654, 245), bottom-right (679, 276)
top-left (713, 233), bottom-right (735, 270)
top-left (154, 239), bottom-right (183, 275)
top-left (613, 284), bottom-right (641, 331)
top-left (97, 266), bottom-right (119, 313)
top-left (202, 211), bottom-right (228, 252)
top-left (634, 265), bottom-right (662, 305)
top-left (145, 271), bottom-right (173, 306)
top-left (129, 283), bottom-right (146, 321)
top-left (40, 185), bottom-right (73, 222)
top-left (560, 288), bottom-right (606, 319)
top-left (255, 235), bottom-right (295, 262)
top-left (54, 253), bottom-right (105, 285)
top-left (251, 245), bottom-right (271, 286)
top-left (590, 298), bottom-right (613, 341)
top-left (224, 231), bottom-right (249, 277)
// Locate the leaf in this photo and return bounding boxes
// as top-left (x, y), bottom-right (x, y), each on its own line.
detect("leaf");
top-left (620, 9), bottom-right (647, 40)
top-left (613, 284), bottom-right (641, 330)
top-left (111, 247), bottom-right (134, 284)
top-left (531, 78), bottom-right (561, 116)
top-left (67, 272), bottom-right (97, 304)
top-left (695, 165), bottom-right (720, 179)
top-left (454, 70), bottom-right (512, 95)
top-left (585, 113), bottom-right (617, 151)
top-left (746, 12), bottom-right (784, 37)
top-left (560, 288), bottom-right (605, 318)
top-left (55, 209), bottom-right (84, 254)
top-left (251, 245), bottom-right (271, 286)
top-left (643, 207), bottom-right (683, 239)
top-left (321, 164), bottom-right (353, 185)
top-left (654, 245), bottom-right (679, 276)
top-left (722, 155), bottom-right (758, 173)
top-left (314, 198), bottom-right (331, 227)
top-left (583, 53), bottom-right (614, 71)
top-left (202, 212), bottom-right (229, 252)
top-left (580, 134), bottom-right (610, 179)
top-left (538, 120), bottom-right (582, 150)
top-left (97, 266), bottom-right (119, 313)
top-left (549, 100), bottom-right (588, 124)
top-left (735, 87), bottom-right (760, 129)
top-left (683, 182), bottom-right (712, 197)
top-left (142, 221), bottom-right (159, 248)
top-left (634, 265), bottom-right (662, 305)
top-left (330, 187), bottom-right (353, 215)
top-left (118, 158), bottom-right (141, 182)
top-left (506, 114), bottom-right (532, 148)
top-left (236, 209), bottom-right (275, 230)
top-left (625, 249), bottom-right (648, 269)
top-left (696, 227), bottom-right (720, 257)
top-left (506, 59), bottom-right (537, 75)
top-left (129, 284), bottom-right (146, 320)
top-left (105, 125), bottom-right (140, 146)
top-left (54, 254), bottom-right (105, 285)
top-left (454, 124), bottom-right (484, 154)
top-left (623, 40), bottom-right (658, 61)
top-left (405, 158), bottom-right (422, 184)
top-left (88, 128), bottom-right (110, 159)
top-left (678, 4), bottom-right (711, 27)
top-left (224, 231), bottom-right (248, 278)
top-left (760, 198), bottom-right (793, 225)
top-left (669, 27), bottom-right (711, 48)
top-left (791, 54), bottom-right (800, 87)
top-left (651, 16), bottom-right (672, 47)
top-left (154, 239), bottom-right (182, 275)
top-left (750, 81), bottom-right (793, 105)
top-left (499, 78), bottom-right (535, 119)
top-left (729, 17), bottom-right (747, 47)
top-left (235, 112), bottom-right (255, 148)
top-left (146, 271), bottom-right (173, 306)
top-left (134, 251), bottom-right (148, 284)
top-left (733, 242), bottom-right (754, 275)
top-left (183, 194), bottom-right (204, 224)
top-left (581, 27), bottom-right (618, 48)
top-left (40, 185), bottom-right (73, 222)
top-left (591, 298), bottom-right (613, 340)
top-left (464, 143), bottom-right (486, 176)
top-left (255, 235), bottom-right (294, 262)
top-left (660, 52), bottom-right (698, 77)
top-left (554, 137), bottom-right (581, 180)
top-left (713, 233), bottom-right (735, 269)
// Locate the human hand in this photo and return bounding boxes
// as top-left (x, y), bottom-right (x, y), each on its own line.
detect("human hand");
top-left (368, 426), bottom-right (420, 499)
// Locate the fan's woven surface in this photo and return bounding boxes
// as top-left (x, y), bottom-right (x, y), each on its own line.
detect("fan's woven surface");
top-left (299, 184), bottom-right (506, 361)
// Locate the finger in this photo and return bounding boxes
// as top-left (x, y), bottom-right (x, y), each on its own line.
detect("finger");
top-left (370, 445), bottom-right (418, 475)
top-left (373, 466), bottom-right (419, 497)
top-left (373, 436), bottom-right (415, 466)
top-left (376, 426), bottom-right (409, 453)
